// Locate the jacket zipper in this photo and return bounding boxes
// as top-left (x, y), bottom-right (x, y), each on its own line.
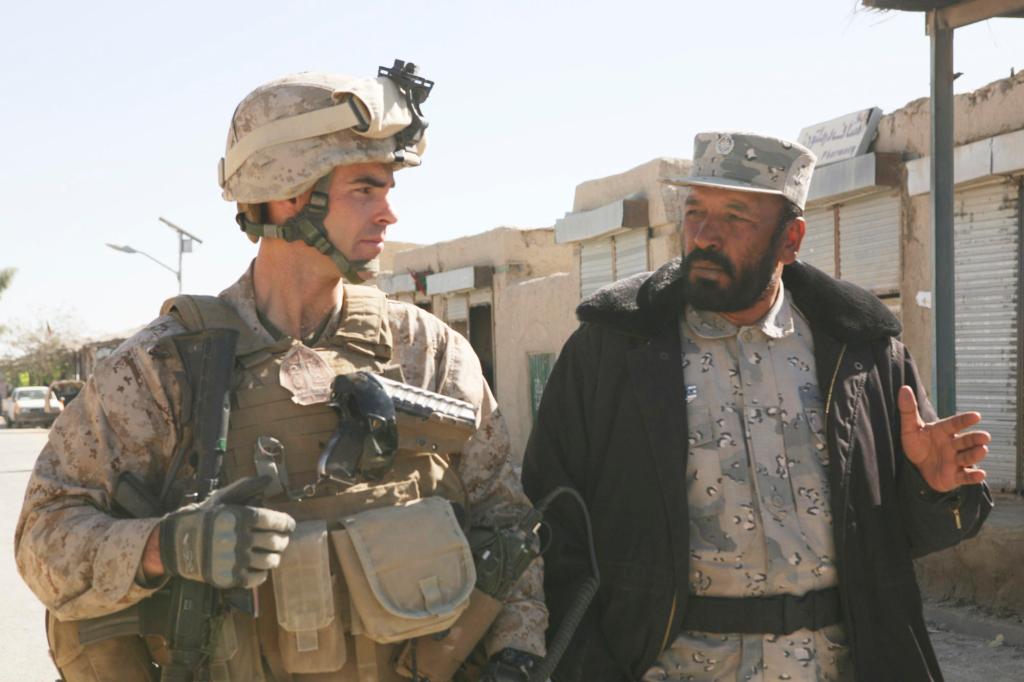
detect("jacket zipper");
top-left (659, 592), bottom-right (678, 654)
top-left (824, 345), bottom-right (847, 419)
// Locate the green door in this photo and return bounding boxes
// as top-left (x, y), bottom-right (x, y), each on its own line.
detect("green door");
top-left (528, 353), bottom-right (556, 421)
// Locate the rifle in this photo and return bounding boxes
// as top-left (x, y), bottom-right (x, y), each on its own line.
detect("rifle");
top-left (78, 328), bottom-right (241, 682)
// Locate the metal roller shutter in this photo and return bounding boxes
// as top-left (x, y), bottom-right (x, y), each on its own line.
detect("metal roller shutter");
top-left (801, 207), bottom-right (836, 276)
top-left (838, 193), bottom-right (901, 295)
top-left (954, 180), bottom-right (1020, 491)
top-left (615, 229), bottom-right (649, 279)
top-left (581, 238), bottom-right (614, 299)
top-left (446, 295), bottom-right (469, 322)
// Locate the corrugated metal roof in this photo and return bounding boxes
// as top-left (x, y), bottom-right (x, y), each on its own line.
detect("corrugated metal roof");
top-left (862, 1), bottom-right (963, 11)
top-left (862, 0), bottom-right (1024, 18)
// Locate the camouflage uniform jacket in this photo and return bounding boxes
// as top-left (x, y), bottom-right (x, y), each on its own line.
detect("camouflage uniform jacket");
top-left (522, 259), bottom-right (992, 682)
top-left (15, 266), bottom-right (547, 658)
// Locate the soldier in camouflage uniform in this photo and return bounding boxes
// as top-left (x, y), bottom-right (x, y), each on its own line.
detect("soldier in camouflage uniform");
top-left (523, 132), bottom-right (993, 681)
top-left (16, 64), bottom-right (546, 682)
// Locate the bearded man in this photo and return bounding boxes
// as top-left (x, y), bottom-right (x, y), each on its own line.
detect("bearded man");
top-left (522, 132), bottom-right (992, 682)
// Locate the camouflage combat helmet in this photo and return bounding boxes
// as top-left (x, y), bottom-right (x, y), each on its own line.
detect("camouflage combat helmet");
top-left (219, 60), bottom-right (433, 283)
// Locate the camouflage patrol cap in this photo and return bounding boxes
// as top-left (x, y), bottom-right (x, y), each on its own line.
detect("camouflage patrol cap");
top-left (220, 71), bottom-right (428, 203)
top-left (664, 132), bottom-right (817, 210)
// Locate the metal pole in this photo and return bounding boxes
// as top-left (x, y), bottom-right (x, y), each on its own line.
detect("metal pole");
top-left (930, 13), bottom-right (957, 417)
top-left (136, 250), bottom-right (180, 277)
top-left (159, 217), bottom-right (203, 294)
top-left (177, 234), bottom-right (184, 294)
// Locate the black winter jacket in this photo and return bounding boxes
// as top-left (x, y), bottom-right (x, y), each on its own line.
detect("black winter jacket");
top-left (522, 259), bottom-right (992, 682)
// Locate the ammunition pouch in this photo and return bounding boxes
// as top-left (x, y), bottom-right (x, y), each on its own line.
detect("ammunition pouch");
top-left (271, 519), bottom-right (347, 674)
top-left (392, 516), bottom-right (541, 682)
top-left (331, 497), bottom-right (475, 644)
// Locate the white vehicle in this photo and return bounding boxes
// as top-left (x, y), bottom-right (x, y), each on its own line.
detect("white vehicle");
top-left (2, 386), bottom-right (62, 428)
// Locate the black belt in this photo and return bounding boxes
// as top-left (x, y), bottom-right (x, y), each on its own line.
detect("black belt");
top-left (680, 587), bottom-right (842, 635)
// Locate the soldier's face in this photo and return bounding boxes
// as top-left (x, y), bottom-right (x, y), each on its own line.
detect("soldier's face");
top-left (681, 186), bottom-right (801, 312)
top-left (321, 162), bottom-right (398, 262)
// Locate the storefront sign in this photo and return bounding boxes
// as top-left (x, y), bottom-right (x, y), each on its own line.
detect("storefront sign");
top-left (798, 108), bottom-right (882, 166)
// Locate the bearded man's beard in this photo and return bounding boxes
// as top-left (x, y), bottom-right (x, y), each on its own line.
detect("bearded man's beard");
top-left (681, 242), bottom-right (782, 313)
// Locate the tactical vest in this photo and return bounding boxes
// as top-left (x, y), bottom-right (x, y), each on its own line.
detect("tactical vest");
top-left (50, 285), bottom-right (477, 682)
top-left (168, 284), bottom-right (479, 675)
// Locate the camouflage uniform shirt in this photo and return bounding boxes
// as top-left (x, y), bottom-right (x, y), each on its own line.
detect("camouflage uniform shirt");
top-left (644, 284), bottom-right (851, 682)
top-left (15, 265), bottom-right (547, 658)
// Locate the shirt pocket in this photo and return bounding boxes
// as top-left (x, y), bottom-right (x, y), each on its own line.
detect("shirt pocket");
top-left (687, 406), bottom-right (724, 518)
top-left (688, 406), bottom-right (758, 558)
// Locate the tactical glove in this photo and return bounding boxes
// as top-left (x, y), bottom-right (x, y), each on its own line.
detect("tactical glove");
top-left (480, 648), bottom-right (544, 682)
top-left (159, 475), bottom-right (295, 589)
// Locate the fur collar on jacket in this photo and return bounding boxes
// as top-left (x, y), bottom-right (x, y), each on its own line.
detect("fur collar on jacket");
top-left (576, 258), bottom-right (901, 342)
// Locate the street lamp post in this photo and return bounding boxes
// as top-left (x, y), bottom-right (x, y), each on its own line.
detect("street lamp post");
top-left (106, 218), bottom-right (204, 294)
top-left (158, 217), bottom-right (204, 294)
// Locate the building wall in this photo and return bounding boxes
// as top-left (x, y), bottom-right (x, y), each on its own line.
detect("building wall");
top-left (392, 227), bottom-right (569, 276)
top-left (902, 191), bottom-right (934, 385)
top-left (882, 72), bottom-right (1024, 387)
top-left (876, 71), bottom-right (1024, 157)
top-left (377, 241), bottom-right (421, 275)
top-left (497, 272), bottom-right (579, 459)
top-left (574, 158), bottom-right (688, 220)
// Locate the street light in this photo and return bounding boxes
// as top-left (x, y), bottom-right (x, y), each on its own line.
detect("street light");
top-left (158, 217), bottom-right (205, 294)
top-left (105, 218), bottom-right (204, 293)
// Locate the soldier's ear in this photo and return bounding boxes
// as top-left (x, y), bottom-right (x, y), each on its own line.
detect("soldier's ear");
top-left (265, 190), bottom-right (313, 224)
top-left (779, 217), bottom-right (805, 265)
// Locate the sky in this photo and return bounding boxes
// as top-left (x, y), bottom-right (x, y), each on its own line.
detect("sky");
top-left (2, 0), bottom-right (1024, 348)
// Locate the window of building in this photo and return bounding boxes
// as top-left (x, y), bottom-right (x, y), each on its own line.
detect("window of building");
top-left (528, 352), bottom-right (556, 421)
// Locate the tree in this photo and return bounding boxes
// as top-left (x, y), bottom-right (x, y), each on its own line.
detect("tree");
top-left (0, 314), bottom-right (80, 387)
top-left (0, 267), bottom-right (14, 301)
top-left (0, 268), bottom-right (14, 338)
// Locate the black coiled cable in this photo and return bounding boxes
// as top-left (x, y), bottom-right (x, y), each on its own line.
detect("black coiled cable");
top-left (528, 486), bottom-right (600, 682)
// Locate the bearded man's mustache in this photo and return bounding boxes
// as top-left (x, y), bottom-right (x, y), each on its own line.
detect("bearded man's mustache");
top-left (682, 249), bottom-right (735, 278)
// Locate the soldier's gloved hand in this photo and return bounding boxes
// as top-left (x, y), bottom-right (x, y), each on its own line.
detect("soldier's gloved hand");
top-left (480, 648), bottom-right (544, 682)
top-left (159, 475), bottom-right (295, 589)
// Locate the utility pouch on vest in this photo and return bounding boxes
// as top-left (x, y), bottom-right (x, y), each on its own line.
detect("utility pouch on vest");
top-left (271, 519), bottom-right (347, 673)
top-left (331, 497), bottom-right (475, 644)
top-left (47, 611), bottom-right (157, 682)
top-left (394, 587), bottom-right (503, 682)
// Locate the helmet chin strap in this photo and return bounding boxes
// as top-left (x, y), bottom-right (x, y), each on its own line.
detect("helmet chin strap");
top-left (236, 174), bottom-right (373, 284)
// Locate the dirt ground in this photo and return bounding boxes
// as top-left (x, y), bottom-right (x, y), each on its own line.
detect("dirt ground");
top-left (930, 623), bottom-right (1024, 682)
